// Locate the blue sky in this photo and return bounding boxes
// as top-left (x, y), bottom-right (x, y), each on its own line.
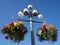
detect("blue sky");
top-left (0, 0), bottom-right (60, 45)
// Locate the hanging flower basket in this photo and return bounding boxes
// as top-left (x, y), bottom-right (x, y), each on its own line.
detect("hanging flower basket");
top-left (2, 21), bottom-right (28, 43)
top-left (36, 24), bottom-right (57, 43)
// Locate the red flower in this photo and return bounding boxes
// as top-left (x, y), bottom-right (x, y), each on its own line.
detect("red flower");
top-left (9, 22), bottom-right (14, 26)
top-left (42, 25), bottom-right (46, 31)
top-left (5, 35), bottom-right (8, 40)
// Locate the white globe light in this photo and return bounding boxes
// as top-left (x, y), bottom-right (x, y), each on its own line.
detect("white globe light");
top-left (23, 8), bottom-right (28, 13)
top-left (28, 4), bottom-right (32, 9)
top-left (32, 10), bottom-right (38, 14)
top-left (38, 14), bottom-right (43, 19)
top-left (18, 11), bottom-right (24, 17)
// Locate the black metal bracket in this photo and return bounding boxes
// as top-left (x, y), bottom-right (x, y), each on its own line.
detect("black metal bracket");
top-left (17, 19), bottom-right (43, 23)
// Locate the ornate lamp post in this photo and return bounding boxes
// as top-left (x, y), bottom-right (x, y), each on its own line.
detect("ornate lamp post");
top-left (18, 4), bottom-right (43, 45)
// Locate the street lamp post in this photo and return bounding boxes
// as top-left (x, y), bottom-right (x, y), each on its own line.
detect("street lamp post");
top-left (18, 4), bottom-right (43, 45)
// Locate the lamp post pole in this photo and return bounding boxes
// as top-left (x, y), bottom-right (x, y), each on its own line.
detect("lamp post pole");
top-left (30, 16), bottom-right (35, 45)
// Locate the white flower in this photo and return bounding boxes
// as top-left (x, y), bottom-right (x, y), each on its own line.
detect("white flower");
top-left (37, 30), bottom-right (42, 35)
top-left (14, 21), bottom-right (17, 26)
